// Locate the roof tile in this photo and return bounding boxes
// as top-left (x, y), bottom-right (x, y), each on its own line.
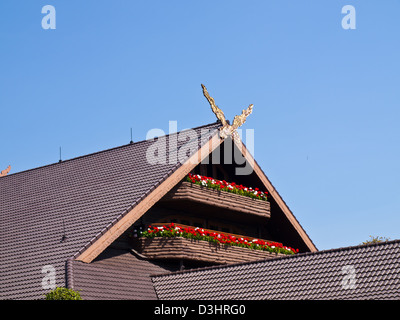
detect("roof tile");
top-left (1, 122), bottom-right (221, 299)
top-left (152, 240), bottom-right (400, 300)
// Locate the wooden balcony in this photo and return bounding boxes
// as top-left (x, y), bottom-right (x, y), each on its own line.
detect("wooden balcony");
top-left (131, 223), bottom-right (284, 265)
top-left (132, 237), bottom-right (282, 265)
top-left (160, 181), bottom-right (271, 219)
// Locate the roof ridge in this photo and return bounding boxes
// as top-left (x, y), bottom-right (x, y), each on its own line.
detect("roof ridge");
top-left (150, 238), bottom-right (400, 278)
top-left (0, 121), bottom-right (221, 179)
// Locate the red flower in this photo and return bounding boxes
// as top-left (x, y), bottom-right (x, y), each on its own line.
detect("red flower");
top-left (186, 174), bottom-right (269, 201)
top-left (141, 222), bottom-right (299, 255)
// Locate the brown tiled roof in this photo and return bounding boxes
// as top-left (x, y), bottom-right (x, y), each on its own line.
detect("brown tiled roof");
top-left (151, 240), bottom-right (400, 300)
top-left (69, 248), bottom-right (178, 300)
top-left (0, 122), bottom-right (221, 300)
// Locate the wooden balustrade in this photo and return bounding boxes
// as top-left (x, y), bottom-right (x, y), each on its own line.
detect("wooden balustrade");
top-left (160, 181), bottom-right (271, 218)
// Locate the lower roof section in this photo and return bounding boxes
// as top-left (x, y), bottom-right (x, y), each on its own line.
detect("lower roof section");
top-left (69, 248), bottom-right (179, 300)
top-left (151, 240), bottom-right (400, 300)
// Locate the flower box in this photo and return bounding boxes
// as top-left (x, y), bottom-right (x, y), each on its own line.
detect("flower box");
top-left (161, 181), bottom-right (271, 218)
top-left (132, 237), bottom-right (283, 265)
top-left (185, 173), bottom-right (269, 201)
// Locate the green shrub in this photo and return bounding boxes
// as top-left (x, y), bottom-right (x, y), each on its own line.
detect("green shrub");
top-left (45, 287), bottom-right (82, 300)
top-left (361, 235), bottom-right (391, 245)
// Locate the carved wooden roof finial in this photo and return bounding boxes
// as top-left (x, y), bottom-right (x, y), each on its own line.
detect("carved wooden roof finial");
top-left (201, 84), bottom-right (253, 141)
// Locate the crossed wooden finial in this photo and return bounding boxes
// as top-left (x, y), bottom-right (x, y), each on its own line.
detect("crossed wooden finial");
top-left (0, 165), bottom-right (11, 177)
top-left (201, 84), bottom-right (253, 141)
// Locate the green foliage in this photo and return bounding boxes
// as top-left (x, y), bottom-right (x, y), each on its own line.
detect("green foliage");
top-left (45, 287), bottom-right (82, 300)
top-left (361, 235), bottom-right (391, 245)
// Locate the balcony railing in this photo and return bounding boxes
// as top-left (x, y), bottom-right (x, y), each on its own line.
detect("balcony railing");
top-left (131, 223), bottom-right (293, 265)
top-left (161, 181), bottom-right (271, 218)
top-left (150, 223), bottom-right (280, 246)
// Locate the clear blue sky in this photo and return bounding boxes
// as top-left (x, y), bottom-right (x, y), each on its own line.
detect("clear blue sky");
top-left (1, 1), bottom-right (399, 250)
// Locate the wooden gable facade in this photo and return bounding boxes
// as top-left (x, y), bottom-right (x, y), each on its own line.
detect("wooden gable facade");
top-left (96, 135), bottom-right (317, 270)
